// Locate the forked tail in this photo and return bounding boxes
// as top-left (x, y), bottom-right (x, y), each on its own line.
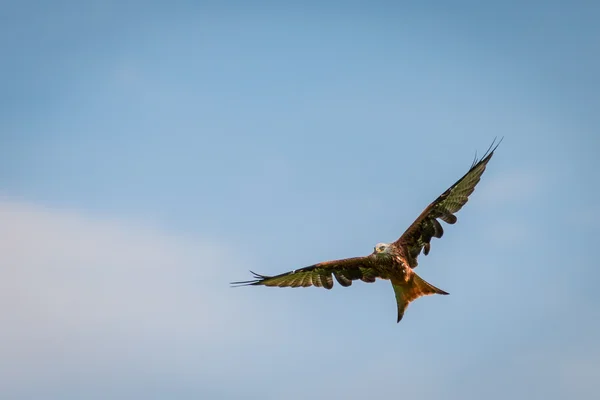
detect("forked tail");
top-left (391, 272), bottom-right (448, 323)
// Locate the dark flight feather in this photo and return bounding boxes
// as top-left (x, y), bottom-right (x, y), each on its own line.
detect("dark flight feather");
top-left (393, 137), bottom-right (502, 268)
top-left (230, 257), bottom-right (386, 289)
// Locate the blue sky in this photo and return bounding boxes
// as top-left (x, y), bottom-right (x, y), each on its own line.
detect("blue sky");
top-left (1, 1), bottom-right (599, 399)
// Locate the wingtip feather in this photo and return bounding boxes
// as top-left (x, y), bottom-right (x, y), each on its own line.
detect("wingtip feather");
top-left (470, 137), bottom-right (503, 168)
top-left (230, 270), bottom-right (271, 287)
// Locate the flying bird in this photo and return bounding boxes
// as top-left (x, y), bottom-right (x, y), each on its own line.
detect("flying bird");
top-left (232, 139), bottom-right (501, 323)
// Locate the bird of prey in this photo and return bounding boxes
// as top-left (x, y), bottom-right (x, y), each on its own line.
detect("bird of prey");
top-left (232, 139), bottom-right (501, 323)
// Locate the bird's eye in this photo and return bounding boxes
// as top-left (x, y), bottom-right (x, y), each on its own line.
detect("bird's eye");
top-left (379, 246), bottom-right (385, 251)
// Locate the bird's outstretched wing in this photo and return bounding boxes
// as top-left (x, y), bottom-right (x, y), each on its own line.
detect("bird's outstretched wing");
top-left (231, 256), bottom-right (385, 289)
top-left (392, 138), bottom-right (501, 268)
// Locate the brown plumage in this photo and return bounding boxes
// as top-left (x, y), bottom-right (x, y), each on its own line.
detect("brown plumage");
top-left (232, 139), bottom-right (501, 323)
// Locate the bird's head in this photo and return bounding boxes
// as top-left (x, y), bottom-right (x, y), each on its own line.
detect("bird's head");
top-left (373, 242), bottom-right (391, 256)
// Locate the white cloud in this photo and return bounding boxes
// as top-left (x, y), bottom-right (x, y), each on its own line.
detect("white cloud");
top-left (0, 199), bottom-right (276, 396)
top-left (1, 198), bottom-right (598, 400)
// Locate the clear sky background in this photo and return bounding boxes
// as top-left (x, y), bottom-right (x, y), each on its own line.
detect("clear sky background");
top-left (1, 1), bottom-right (599, 399)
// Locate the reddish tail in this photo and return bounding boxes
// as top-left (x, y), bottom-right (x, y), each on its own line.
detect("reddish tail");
top-left (391, 272), bottom-right (448, 323)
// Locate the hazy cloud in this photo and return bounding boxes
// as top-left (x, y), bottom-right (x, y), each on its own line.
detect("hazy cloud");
top-left (0, 199), bottom-right (276, 398)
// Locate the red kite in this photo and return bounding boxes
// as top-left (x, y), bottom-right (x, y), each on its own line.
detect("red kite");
top-left (232, 139), bottom-right (501, 322)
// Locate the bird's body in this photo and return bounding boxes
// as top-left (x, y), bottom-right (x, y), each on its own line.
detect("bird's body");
top-left (232, 139), bottom-right (501, 323)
